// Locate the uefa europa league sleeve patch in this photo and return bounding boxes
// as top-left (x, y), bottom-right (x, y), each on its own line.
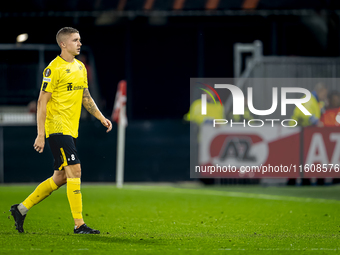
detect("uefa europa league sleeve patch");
top-left (44, 68), bottom-right (51, 77)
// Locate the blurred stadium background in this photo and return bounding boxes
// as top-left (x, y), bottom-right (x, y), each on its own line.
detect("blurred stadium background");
top-left (1, 0), bottom-right (340, 185)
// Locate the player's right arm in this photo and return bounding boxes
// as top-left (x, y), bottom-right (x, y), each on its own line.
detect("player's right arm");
top-left (33, 91), bottom-right (51, 153)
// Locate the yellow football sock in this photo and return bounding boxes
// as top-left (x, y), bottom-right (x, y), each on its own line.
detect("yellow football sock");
top-left (22, 177), bottom-right (59, 210)
top-left (67, 178), bottom-right (83, 219)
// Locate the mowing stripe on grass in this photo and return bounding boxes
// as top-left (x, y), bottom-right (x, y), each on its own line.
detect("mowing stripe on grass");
top-left (124, 186), bottom-right (340, 204)
top-left (1, 247), bottom-right (339, 252)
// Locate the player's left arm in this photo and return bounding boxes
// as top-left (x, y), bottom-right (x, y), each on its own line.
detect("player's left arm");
top-left (82, 88), bottom-right (112, 133)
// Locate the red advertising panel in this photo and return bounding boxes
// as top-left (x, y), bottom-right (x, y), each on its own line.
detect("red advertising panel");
top-left (303, 127), bottom-right (340, 178)
top-left (198, 125), bottom-right (301, 178)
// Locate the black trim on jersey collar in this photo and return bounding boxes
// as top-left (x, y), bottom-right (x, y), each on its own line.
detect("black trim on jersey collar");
top-left (58, 55), bottom-right (75, 63)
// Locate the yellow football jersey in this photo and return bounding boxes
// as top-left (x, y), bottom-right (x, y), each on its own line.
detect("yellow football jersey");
top-left (40, 56), bottom-right (88, 138)
top-left (187, 99), bottom-right (225, 125)
top-left (290, 94), bottom-right (320, 127)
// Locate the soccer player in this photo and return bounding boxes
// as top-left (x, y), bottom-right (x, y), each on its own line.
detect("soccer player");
top-left (290, 83), bottom-right (328, 127)
top-left (10, 27), bottom-right (112, 234)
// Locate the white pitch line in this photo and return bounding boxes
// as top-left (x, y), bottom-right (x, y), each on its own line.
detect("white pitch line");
top-left (124, 186), bottom-right (340, 204)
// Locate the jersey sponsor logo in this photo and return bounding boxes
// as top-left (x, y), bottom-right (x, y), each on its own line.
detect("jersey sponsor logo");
top-left (73, 85), bottom-right (84, 90)
top-left (44, 68), bottom-right (51, 77)
top-left (67, 83), bottom-right (73, 91)
top-left (42, 82), bottom-right (48, 91)
top-left (66, 69), bottom-right (71, 73)
top-left (43, 77), bottom-right (51, 82)
top-left (73, 190), bottom-right (81, 194)
top-left (67, 83), bottom-right (84, 91)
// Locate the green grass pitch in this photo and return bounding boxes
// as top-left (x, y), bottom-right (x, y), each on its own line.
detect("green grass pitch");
top-left (0, 184), bottom-right (339, 254)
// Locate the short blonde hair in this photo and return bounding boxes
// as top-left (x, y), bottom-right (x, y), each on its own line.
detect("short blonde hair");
top-left (56, 27), bottom-right (79, 47)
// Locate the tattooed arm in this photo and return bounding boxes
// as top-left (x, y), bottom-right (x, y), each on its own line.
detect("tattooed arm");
top-left (82, 88), bottom-right (112, 133)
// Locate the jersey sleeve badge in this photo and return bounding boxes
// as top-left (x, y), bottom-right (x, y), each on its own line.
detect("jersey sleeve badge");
top-left (41, 67), bottom-right (56, 93)
top-left (44, 68), bottom-right (52, 77)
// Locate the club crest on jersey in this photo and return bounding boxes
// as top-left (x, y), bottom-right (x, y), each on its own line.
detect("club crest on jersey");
top-left (78, 65), bottom-right (82, 70)
top-left (44, 68), bottom-right (51, 77)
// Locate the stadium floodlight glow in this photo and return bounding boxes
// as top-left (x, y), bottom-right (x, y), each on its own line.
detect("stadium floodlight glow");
top-left (16, 33), bottom-right (28, 43)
